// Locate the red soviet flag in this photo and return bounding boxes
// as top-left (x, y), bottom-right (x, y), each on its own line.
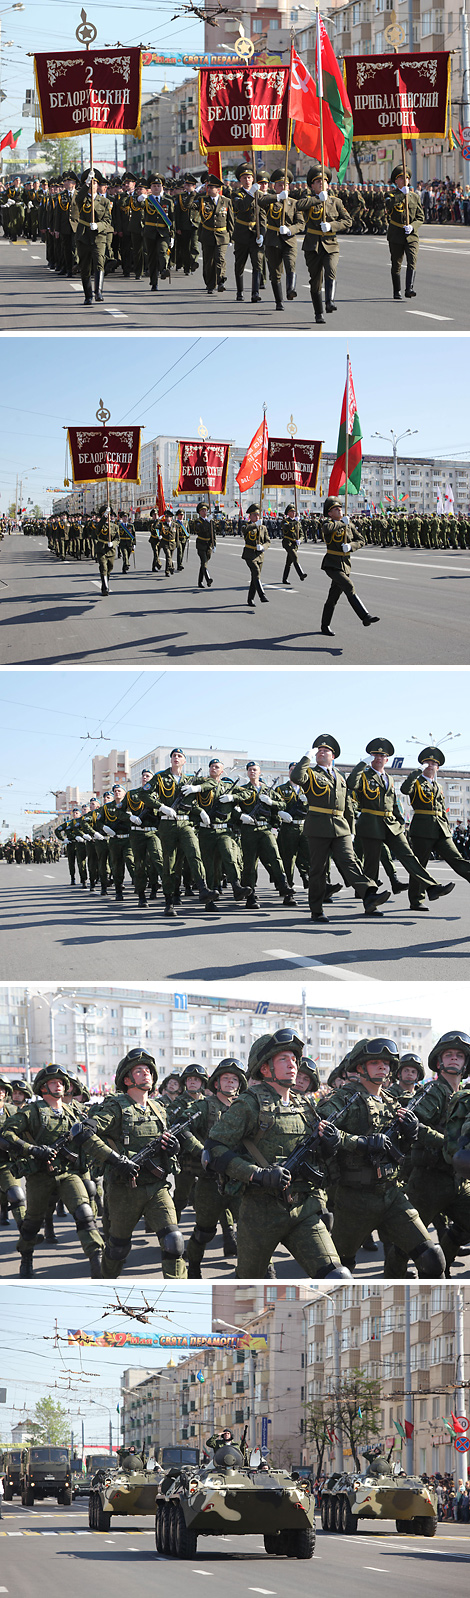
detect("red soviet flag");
top-left (236, 417), bottom-right (268, 493)
top-left (156, 461), bottom-right (166, 515)
top-left (288, 48), bottom-right (321, 155)
top-left (404, 1420), bottom-right (414, 1439)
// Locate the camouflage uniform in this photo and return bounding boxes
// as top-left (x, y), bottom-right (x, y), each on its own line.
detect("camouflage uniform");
top-left (324, 1078), bottom-right (444, 1274)
top-left (83, 1091), bottom-right (186, 1278)
top-left (2, 1094), bottom-right (103, 1273)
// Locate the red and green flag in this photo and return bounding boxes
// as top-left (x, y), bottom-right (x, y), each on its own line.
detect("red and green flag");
top-left (289, 14), bottom-right (353, 180)
top-left (0, 128), bottom-right (22, 153)
top-left (328, 356), bottom-right (363, 498)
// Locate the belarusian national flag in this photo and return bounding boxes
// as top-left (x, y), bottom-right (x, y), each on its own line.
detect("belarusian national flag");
top-left (328, 357), bottom-right (363, 497)
top-left (236, 416), bottom-right (268, 492)
top-left (0, 128), bottom-right (22, 152)
top-left (289, 17), bottom-right (353, 180)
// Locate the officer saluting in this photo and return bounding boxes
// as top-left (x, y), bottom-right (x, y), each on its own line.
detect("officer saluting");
top-left (401, 745), bottom-right (470, 908)
top-left (290, 735), bottom-right (390, 921)
top-left (347, 737), bottom-right (455, 909)
top-left (386, 164), bottom-right (424, 301)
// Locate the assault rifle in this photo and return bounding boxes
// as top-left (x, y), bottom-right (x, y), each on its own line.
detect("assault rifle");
top-left (357, 1082), bottom-right (434, 1174)
top-left (2, 1116), bottom-right (91, 1169)
top-left (281, 1091), bottom-right (363, 1189)
top-left (117, 1106), bottom-right (204, 1182)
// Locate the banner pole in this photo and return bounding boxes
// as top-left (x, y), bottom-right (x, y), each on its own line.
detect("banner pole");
top-left (344, 349), bottom-right (349, 518)
top-left (316, 6), bottom-right (326, 216)
top-left (251, 146), bottom-right (260, 241)
top-left (394, 52), bottom-right (410, 226)
top-left (282, 34), bottom-right (294, 225)
top-left (259, 404), bottom-right (267, 521)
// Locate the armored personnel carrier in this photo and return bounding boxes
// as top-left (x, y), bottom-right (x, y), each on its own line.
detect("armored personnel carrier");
top-left (154, 1444), bottom-right (316, 1559)
top-left (320, 1454), bottom-right (438, 1537)
top-left (88, 1454), bottom-right (163, 1531)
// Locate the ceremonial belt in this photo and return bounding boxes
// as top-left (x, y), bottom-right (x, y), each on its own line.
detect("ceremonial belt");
top-left (357, 808), bottom-right (391, 817)
top-left (144, 219), bottom-right (168, 230)
top-left (308, 804), bottom-right (342, 816)
top-left (389, 217), bottom-right (414, 229)
top-left (200, 220), bottom-right (226, 234)
top-left (305, 227), bottom-right (335, 237)
top-left (234, 217), bottom-right (256, 228)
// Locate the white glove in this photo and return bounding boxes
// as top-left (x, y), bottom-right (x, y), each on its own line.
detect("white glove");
top-left (130, 816), bottom-right (142, 827)
top-left (341, 514), bottom-right (350, 526)
top-left (251, 183), bottom-right (260, 194)
top-left (279, 811), bottom-right (293, 824)
top-left (160, 804), bottom-right (177, 819)
top-left (279, 224), bottom-right (291, 236)
top-left (199, 810), bottom-right (211, 828)
top-left (256, 234), bottom-right (264, 245)
top-left (277, 189), bottom-right (288, 200)
top-left (181, 784), bottom-right (201, 796)
top-left (103, 826), bottom-right (115, 837)
top-left (218, 793), bottom-right (234, 805)
top-left (241, 813), bottom-right (255, 826)
top-left (89, 222), bottom-right (98, 231)
top-left (317, 189), bottom-right (328, 202)
top-left (307, 747), bottom-right (316, 763)
top-left (86, 171), bottom-right (94, 186)
top-left (76, 834), bottom-right (88, 843)
top-left (342, 543), bottom-right (352, 553)
top-left (93, 831), bottom-right (105, 841)
top-left (404, 223), bottom-right (413, 235)
top-left (258, 794), bottom-right (273, 807)
top-left (255, 543), bottom-right (262, 553)
top-left (170, 235), bottom-right (174, 247)
top-left (320, 220), bottom-right (332, 233)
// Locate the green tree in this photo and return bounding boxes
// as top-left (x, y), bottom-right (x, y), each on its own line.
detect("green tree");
top-left (335, 1369), bottom-right (382, 1468)
top-left (39, 137), bottom-right (81, 176)
top-left (28, 1396), bottom-right (71, 1446)
top-left (351, 141), bottom-right (370, 185)
top-left (304, 1394), bottom-right (337, 1477)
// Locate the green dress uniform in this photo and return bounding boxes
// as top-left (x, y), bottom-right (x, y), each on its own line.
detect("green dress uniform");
top-left (258, 192), bottom-right (304, 308)
top-left (324, 1080), bottom-right (444, 1274)
top-left (118, 786), bottom-right (163, 902)
top-left (196, 191), bottom-right (234, 293)
top-left (94, 798), bottom-right (132, 896)
top-left (78, 808), bottom-right (100, 892)
top-left (300, 191), bottom-right (351, 316)
top-left (189, 512), bottom-right (216, 587)
top-left (158, 515), bottom-right (177, 574)
top-left (95, 514), bottom-right (120, 584)
top-left (232, 782), bottom-right (293, 905)
top-left (271, 780), bottom-right (310, 889)
top-left (401, 768), bottom-right (470, 909)
top-left (112, 186), bottom-right (133, 276)
top-left (148, 767), bottom-right (213, 912)
top-left (56, 187), bottom-right (77, 277)
top-left (117, 519), bottom-right (135, 574)
top-left (386, 184), bottom-right (424, 298)
top-left (320, 518), bottom-right (371, 631)
top-left (82, 1092), bottom-right (186, 1278)
top-left (347, 762), bottom-right (447, 897)
top-left (232, 186), bottom-right (264, 302)
top-left (70, 185), bottom-right (113, 303)
top-left (389, 1077), bottom-right (470, 1273)
top-left (194, 779), bottom-right (244, 898)
top-left (280, 514), bottom-right (307, 584)
top-left (127, 190), bottom-right (146, 279)
top-left (148, 514), bottom-right (162, 571)
top-left (175, 516), bottom-right (189, 570)
top-left (2, 1100), bottom-right (103, 1272)
top-left (207, 1080), bottom-right (342, 1278)
top-left (289, 754), bottom-right (378, 916)
top-left (241, 518), bottom-right (270, 605)
top-left (55, 816), bottom-right (86, 885)
top-left (173, 188), bottom-right (200, 274)
top-left (143, 194), bottom-right (173, 289)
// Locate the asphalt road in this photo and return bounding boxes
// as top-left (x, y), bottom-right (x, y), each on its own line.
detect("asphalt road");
top-left (2, 535), bottom-right (470, 666)
top-left (1, 1206), bottom-right (469, 1281)
top-left (1, 226), bottom-right (469, 330)
top-left (0, 1501), bottom-right (469, 1598)
top-left (0, 856), bottom-right (469, 983)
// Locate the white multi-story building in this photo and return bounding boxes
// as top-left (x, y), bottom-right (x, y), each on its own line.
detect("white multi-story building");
top-left (92, 750), bottom-right (131, 799)
top-left (1, 986), bottom-right (432, 1092)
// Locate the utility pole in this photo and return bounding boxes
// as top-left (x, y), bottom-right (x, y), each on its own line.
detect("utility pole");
top-left (454, 1288), bottom-right (466, 1416)
top-left (462, 11), bottom-right (470, 145)
top-left (405, 1286), bottom-right (414, 1475)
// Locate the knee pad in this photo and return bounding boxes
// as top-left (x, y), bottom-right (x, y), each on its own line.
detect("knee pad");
top-left (317, 1263), bottom-right (352, 1279)
top-left (7, 1184), bottom-right (25, 1208)
top-left (82, 1177), bottom-right (97, 1201)
top-left (412, 1241), bottom-right (445, 1278)
top-left (105, 1232), bottom-right (131, 1261)
top-left (73, 1201), bottom-right (94, 1231)
top-left (158, 1227), bottom-right (184, 1258)
top-left (193, 1225), bottom-right (217, 1246)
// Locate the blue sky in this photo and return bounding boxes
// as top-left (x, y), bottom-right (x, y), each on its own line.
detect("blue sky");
top-left (2, 0), bottom-right (205, 149)
top-left (0, 1282), bottom-right (214, 1449)
top-left (1, 336), bottom-right (468, 518)
top-left (1, 667), bottom-right (468, 836)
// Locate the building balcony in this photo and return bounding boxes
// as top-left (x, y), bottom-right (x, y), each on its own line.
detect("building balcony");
top-left (411, 1322), bottom-right (431, 1343)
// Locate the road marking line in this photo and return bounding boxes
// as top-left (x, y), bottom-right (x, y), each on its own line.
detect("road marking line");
top-left (363, 1568), bottom-right (388, 1573)
top-left (70, 284), bottom-right (82, 292)
top-left (192, 1571), bottom-right (212, 1576)
top-left (6, 1532), bottom-right (22, 1536)
top-left (21, 247), bottom-right (28, 251)
top-left (249, 1588), bottom-right (276, 1593)
top-left (103, 308), bottom-right (127, 319)
top-left (353, 556), bottom-right (470, 574)
top-left (265, 947), bottom-right (379, 981)
top-left (31, 255), bottom-right (40, 259)
top-left (404, 310), bottom-right (452, 321)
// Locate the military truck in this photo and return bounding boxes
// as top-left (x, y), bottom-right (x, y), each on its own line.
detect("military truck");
top-left (20, 1446), bottom-right (72, 1506)
top-left (155, 1444), bottom-right (316, 1559)
top-left (73, 1452), bottom-right (118, 1499)
top-left (1, 1449), bottom-right (22, 1500)
top-left (320, 1460), bottom-right (438, 1536)
top-left (88, 1454), bottom-right (163, 1531)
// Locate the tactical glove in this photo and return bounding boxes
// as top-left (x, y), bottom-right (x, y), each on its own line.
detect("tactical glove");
top-left (251, 1164), bottom-right (291, 1190)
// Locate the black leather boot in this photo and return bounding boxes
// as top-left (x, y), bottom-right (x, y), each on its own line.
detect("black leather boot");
top-left (348, 592), bottom-right (380, 626)
top-left (312, 290), bottom-right (325, 324)
top-left (94, 270), bottom-right (104, 302)
top-left (273, 284), bottom-right (283, 310)
top-left (235, 271), bottom-right (244, 302)
top-left (251, 268), bottom-right (261, 303)
top-left (325, 276), bottom-right (337, 313)
top-left (83, 276), bottom-right (94, 305)
top-left (286, 270), bottom-right (297, 300)
top-left (405, 266), bottom-right (417, 298)
top-left (392, 269), bottom-right (402, 300)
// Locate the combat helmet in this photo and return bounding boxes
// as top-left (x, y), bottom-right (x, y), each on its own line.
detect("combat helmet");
top-left (115, 1047), bottom-right (158, 1093)
top-left (209, 1058), bottom-right (247, 1093)
top-left (9, 1078), bottom-right (34, 1100)
top-left (394, 1052), bottom-right (425, 1084)
top-left (247, 1028), bottom-right (304, 1079)
top-left (34, 1063), bottom-right (70, 1095)
top-left (159, 1069), bottom-right (183, 1094)
top-left (346, 1036), bottom-right (400, 1080)
top-left (296, 1055), bottom-right (320, 1092)
top-left (180, 1062), bottom-right (208, 1086)
top-left (0, 1075), bottom-right (12, 1099)
top-left (428, 1031), bottom-right (470, 1079)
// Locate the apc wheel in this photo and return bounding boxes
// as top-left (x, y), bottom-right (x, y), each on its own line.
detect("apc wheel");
top-left (264, 1533), bottom-right (289, 1555)
top-left (3, 1489), bottom-right (12, 1502)
top-left (168, 1503), bottom-right (178, 1557)
top-left (174, 1504), bottom-right (198, 1559)
top-left (88, 1494), bottom-right (95, 1529)
top-left (25, 1488), bottom-right (34, 1506)
top-left (341, 1497), bottom-right (357, 1534)
top-left (155, 1504), bottom-right (163, 1553)
top-left (320, 1497), bottom-right (329, 1531)
top-left (334, 1496), bottom-right (343, 1532)
top-left (419, 1516), bottom-right (437, 1537)
top-left (96, 1498), bottom-right (111, 1532)
top-left (160, 1501), bottom-right (172, 1557)
top-left (287, 1527), bottom-right (316, 1559)
top-left (395, 1519), bottom-right (409, 1534)
top-left (326, 1497), bottom-right (335, 1532)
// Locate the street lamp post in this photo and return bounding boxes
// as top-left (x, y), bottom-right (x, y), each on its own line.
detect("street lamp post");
top-left (372, 428), bottom-right (418, 507)
top-left (304, 1289), bottom-right (343, 1474)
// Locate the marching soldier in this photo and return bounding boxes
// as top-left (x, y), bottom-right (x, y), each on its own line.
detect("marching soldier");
top-left (232, 162), bottom-right (264, 304)
top-left (190, 501), bottom-right (216, 588)
top-left (117, 516), bottom-right (135, 574)
top-left (182, 1059), bottom-right (247, 1275)
top-left (347, 738), bottom-right (455, 908)
top-left (144, 175), bottom-right (173, 291)
top-left (387, 1053), bottom-right (426, 1105)
top-left (174, 506), bottom-right (189, 570)
top-left (118, 774), bottom-right (162, 907)
top-left (280, 503), bottom-right (307, 584)
top-left (173, 173), bottom-right (199, 275)
top-left (158, 507), bottom-right (177, 575)
top-left (112, 173), bottom-right (135, 277)
top-left (194, 756), bottom-right (245, 904)
top-left (271, 764), bottom-right (310, 890)
top-left (241, 502), bottom-right (270, 606)
top-left (258, 168), bottom-right (304, 310)
top-left (207, 1029), bottom-right (349, 1279)
top-left (2, 1064), bottom-right (103, 1278)
top-left (92, 784), bottom-right (132, 900)
top-left (320, 495), bottom-right (379, 635)
top-left (95, 506), bottom-right (120, 595)
top-left (148, 747), bottom-right (216, 917)
top-left (232, 761), bottom-right (296, 909)
top-left (390, 1032), bottom-right (470, 1274)
top-left (196, 175), bottom-right (233, 294)
top-left (290, 735), bottom-right (390, 921)
top-left (401, 745), bottom-right (470, 909)
top-left (70, 169), bottom-right (113, 305)
top-left (0, 1076), bottom-right (26, 1233)
top-left (386, 164), bottom-right (424, 301)
top-left (55, 805), bottom-right (86, 885)
top-left (300, 164), bottom-right (351, 324)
